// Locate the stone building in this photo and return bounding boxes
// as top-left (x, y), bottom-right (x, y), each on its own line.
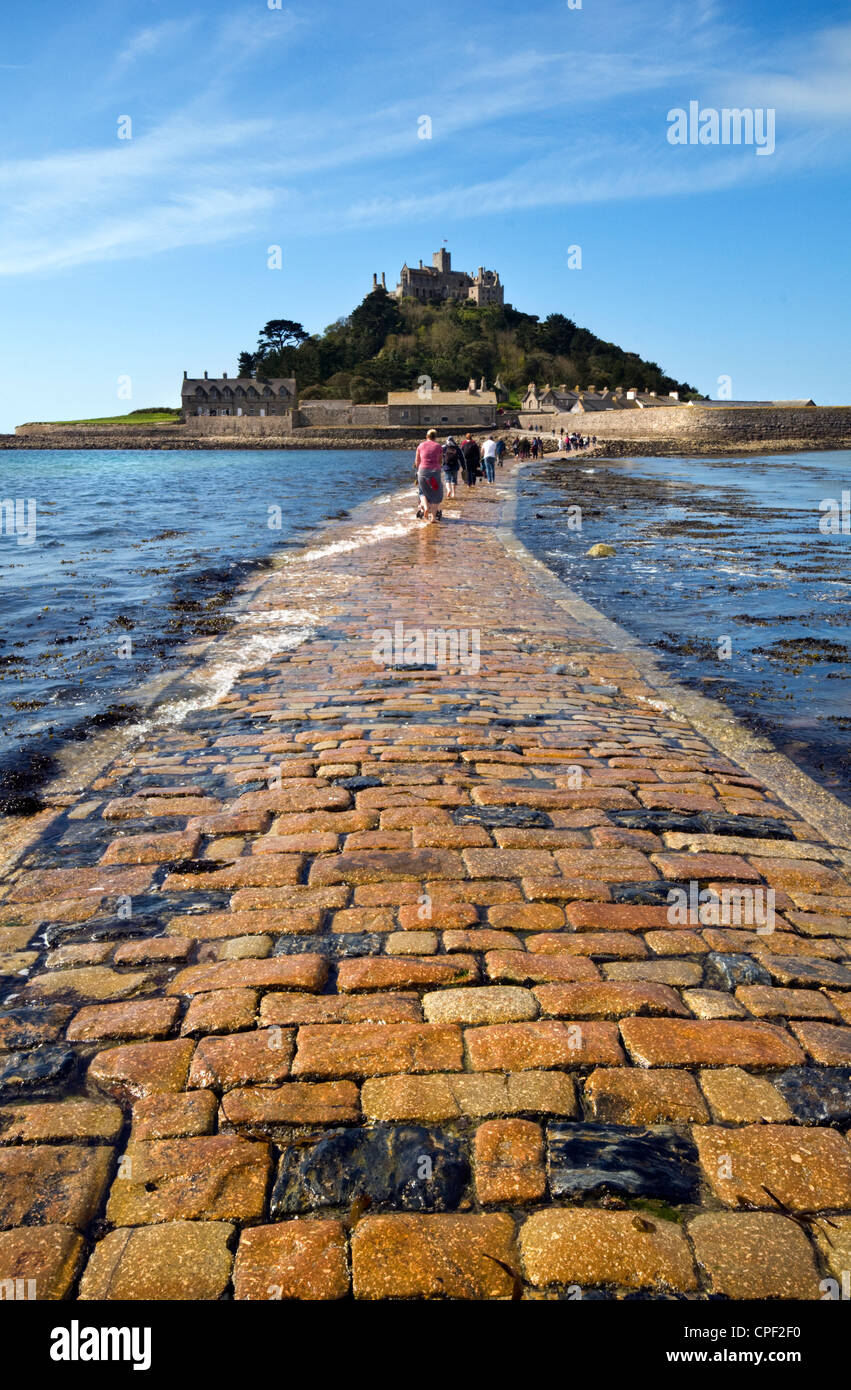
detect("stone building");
top-left (378, 249), bottom-right (504, 306)
top-left (387, 383), bottom-right (497, 427)
top-left (521, 382), bottom-right (685, 414)
top-left (181, 372), bottom-right (296, 418)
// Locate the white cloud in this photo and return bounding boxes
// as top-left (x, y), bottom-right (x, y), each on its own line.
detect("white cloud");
top-left (1, 9), bottom-right (849, 278)
top-left (112, 18), bottom-right (197, 76)
top-left (0, 188), bottom-right (276, 276)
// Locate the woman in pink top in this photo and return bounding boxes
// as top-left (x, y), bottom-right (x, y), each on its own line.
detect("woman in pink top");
top-left (414, 428), bottom-right (444, 524)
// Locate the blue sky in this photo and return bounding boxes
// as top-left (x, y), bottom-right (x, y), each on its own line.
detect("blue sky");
top-left (1, 0), bottom-right (850, 429)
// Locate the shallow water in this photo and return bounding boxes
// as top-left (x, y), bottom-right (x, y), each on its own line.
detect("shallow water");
top-left (516, 449), bottom-right (851, 806)
top-left (0, 449), bottom-right (411, 807)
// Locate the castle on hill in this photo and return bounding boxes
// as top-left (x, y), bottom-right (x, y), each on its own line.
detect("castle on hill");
top-left (372, 248), bottom-right (504, 306)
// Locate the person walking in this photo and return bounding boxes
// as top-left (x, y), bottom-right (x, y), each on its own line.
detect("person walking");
top-left (443, 436), bottom-right (462, 499)
top-left (414, 428), bottom-right (444, 523)
top-left (461, 433), bottom-right (480, 487)
top-left (495, 437), bottom-right (506, 468)
top-left (481, 434), bottom-right (497, 482)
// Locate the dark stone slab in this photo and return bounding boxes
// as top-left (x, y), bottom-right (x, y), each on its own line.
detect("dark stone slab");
top-left (271, 1125), bottom-right (470, 1215)
top-left (0, 1006), bottom-right (72, 1051)
top-left (703, 951), bottom-right (772, 990)
top-left (611, 881), bottom-right (685, 905)
top-left (0, 1045), bottom-right (77, 1098)
top-left (547, 1123), bottom-right (701, 1204)
top-left (607, 810), bottom-right (795, 841)
top-left (273, 933), bottom-right (384, 959)
top-left (334, 776), bottom-right (383, 791)
top-left (700, 813), bottom-right (795, 841)
top-left (454, 806), bottom-right (553, 829)
top-left (773, 1067), bottom-right (851, 1125)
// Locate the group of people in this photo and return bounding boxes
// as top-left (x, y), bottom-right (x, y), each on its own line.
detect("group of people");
top-left (509, 432), bottom-right (596, 460)
top-left (412, 426), bottom-right (599, 524)
top-left (413, 429), bottom-right (505, 523)
top-left (559, 431), bottom-right (597, 451)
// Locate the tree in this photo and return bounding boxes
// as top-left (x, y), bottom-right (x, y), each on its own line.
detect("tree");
top-left (348, 288), bottom-right (403, 359)
top-left (257, 319), bottom-right (309, 355)
top-left (234, 295), bottom-right (698, 402)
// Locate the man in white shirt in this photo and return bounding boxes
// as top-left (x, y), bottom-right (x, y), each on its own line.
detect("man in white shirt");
top-left (481, 435), bottom-right (497, 482)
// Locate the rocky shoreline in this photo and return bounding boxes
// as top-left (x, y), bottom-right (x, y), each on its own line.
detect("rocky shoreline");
top-left (4, 426), bottom-right (850, 455)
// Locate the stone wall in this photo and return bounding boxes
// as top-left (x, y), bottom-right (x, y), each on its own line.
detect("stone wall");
top-left (2, 426), bottom-right (422, 451)
top-left (181, 414), bottom-right (295, 435)
top-left (296, 403), bottom-right (390, 428)
top-left (516, 405), bottom-right (851, 452)
top-left (10, 404), bottom-right (851, 454)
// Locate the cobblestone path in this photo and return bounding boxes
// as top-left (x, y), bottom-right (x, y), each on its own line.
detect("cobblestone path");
top-left (2, 460), bottom-right (851, 1300)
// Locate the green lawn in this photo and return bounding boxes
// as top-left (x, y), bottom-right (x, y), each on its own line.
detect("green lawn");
top-left (48, 409), bottom-right (181, 426)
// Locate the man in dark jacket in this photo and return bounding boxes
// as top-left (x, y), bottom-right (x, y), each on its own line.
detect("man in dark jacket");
top-left (461, 434), bottom-right (480, 487)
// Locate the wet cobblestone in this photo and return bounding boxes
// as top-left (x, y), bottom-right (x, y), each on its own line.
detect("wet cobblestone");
top-left (1, 458), bottom-right (850, 1298)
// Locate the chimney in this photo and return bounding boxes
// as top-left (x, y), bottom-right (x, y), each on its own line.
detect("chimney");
top-left (203, 371), bottom-right (208, 379)
top-left (183, 370), bottom-right (187, 380)
top-left (373, 274), bottom-right (377, 288)
top-left (669, 391), bottom-right (679, 400)
top-left (381, 272), bottom-right (386, 288)
top-left (649, 390), bottom-right (657, 397)
top-left (587, 384), bottom-right (596, 394)
top-left (626, 389), bottom-right (637, 399)
top-left (222, 371), bottom-right (227, 379)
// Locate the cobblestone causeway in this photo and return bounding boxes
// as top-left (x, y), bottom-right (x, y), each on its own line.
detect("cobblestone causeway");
top-left (1, 459), bottom-right (850, 1301)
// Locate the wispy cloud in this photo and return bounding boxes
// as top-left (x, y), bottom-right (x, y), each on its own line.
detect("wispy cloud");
top-left (1, 6), bottom-right (850, 277)
top-left (0, 188), bottom-right (275, 276)
top-left (112, 18), bottom-right (197, 77)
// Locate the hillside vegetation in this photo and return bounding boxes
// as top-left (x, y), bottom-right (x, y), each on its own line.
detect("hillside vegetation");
top-left (237, 290), bottom-right (699, 403)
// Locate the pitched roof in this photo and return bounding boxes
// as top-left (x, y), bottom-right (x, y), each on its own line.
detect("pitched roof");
top-left (182, 376), bottom-right (295, 396)
top-left (387, 390), bottom-right (497, 406)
